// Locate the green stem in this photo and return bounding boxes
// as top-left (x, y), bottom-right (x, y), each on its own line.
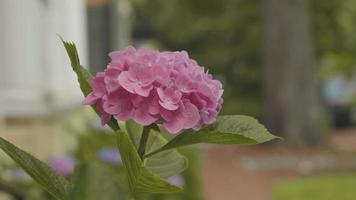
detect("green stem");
top-left (143, 147), bottom-right (165, 159)
top-left (138, 126), bottom-right (150, 159)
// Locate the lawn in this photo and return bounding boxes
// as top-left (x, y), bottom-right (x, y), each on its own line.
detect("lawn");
top-left (272, 173), bottom-right (356, 200)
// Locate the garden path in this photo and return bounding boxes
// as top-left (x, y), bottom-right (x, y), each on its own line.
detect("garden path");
top-left (202, 128), bottom-right (356, 200)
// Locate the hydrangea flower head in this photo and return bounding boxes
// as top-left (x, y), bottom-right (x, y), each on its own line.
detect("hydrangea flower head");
top-left (83, 46), bottom-right (223, 134)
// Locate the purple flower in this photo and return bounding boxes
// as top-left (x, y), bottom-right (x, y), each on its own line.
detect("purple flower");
top-left (97, 147), bottom-right (122, 165)
top-left (82, 46), bottom-right (223, 134)
top-left (48, 155), bottom-right (75, 177)
top-left (167, 175), bottom-right (185, 188)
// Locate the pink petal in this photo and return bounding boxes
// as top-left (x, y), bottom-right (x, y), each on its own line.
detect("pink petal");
top-left (134, 109), bottom-right (157, 126)
top-left (160, 109), bottom-right (175, 121)
top-left (133, 66), bottom-right (155, 84)
top-left (134, 84), bottom-right (153, 97)
top-left (118, 72), bottom-right (135, 94)
top-left (104, 67), bottom-right (121, 92)
top-left (201, 109), bottom-right (218, 124)
top-left (189, 93), bottom-right (207, 109)
top-left (92, 73), bottom-right (106, 96)
top-left (148, 101), bottom-right (160, 115)
top-left (104, 105), bottom-right (122, 115)
top-left (108, 60), bottom-right (127, 71)
top-left (218, 89), bottom-right (224, 99)
top-left (159, 100), bottom-right (179, 111)
top-left (114, 108), bottom-right (134, 121)
top-left (157, 88), bottom-right (182, 104)
top-left (139, 92), bottom-right (160, 115)
top-left (175, 74), bottom-right (197, 93)
top-left (152, 64), bottom-right (170, 85)
top-left (131, 95), bottom-right (144, 107)
top-left (163, 117), bottom-right (185, 134)
top-left (101, 114), bottom-right (111, 126)
top-left (82, 94), bottom-right (100, 105)
top-left (106, 82), bottom-right (120, 93)
top-left (157, 88), bottom-right (166, 100)
top-left (197, 83), bottom-right (212, 99)
top-left (106, 92), bottom-right (120, 105)
top-left (182, 102), bottom-right (200, 129)
top-left (106, 66), bottom-right (122, 76)
top-left (96, 100), bottom-right (106, 113)
top-left (109, 46), bottom-right (136, 61)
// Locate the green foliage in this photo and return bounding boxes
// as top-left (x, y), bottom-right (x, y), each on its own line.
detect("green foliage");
top-left (122, 121), bottom-right (188, 178)
top-left (116, 130), bottom-right (182, 195)
top-left (123, 120), bottom-right (144, 149)
top-left (0, 137), bottom-right (71, 200)
top-left (143, 129), bottom-right (187, 178)
top-left (272, 173), bottom-right (356, 200)
top-left (73, 125), bottom-right (203, 200)
top-left (0, 176), bottom-right (48, 200)
top-left (149, 148), bottom-right (204, 200)
top-left (73, 130), bottom-right (129, 188)
top-left (134, 0), bottom-right (356, 118)
top-left (178, 148), bottom-right (204, 200)
top-left (311, 0), bottom-right (356, 78)
top-left (134, 0), bottom-right (263, 117)
top-left (70, 163), bottom-right (128, 200)
top-left (145, 115), bottom-right (279, 158)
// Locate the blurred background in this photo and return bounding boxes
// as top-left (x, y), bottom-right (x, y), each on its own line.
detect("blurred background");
top-left (1, 0), bottom-right (356, 199)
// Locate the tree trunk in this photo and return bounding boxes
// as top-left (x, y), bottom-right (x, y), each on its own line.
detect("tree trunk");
top-left (263, 0), bottom-right (323, 146)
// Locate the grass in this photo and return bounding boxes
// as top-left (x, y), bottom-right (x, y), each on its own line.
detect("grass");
top-left (272, 173), bottom-right (356, 200)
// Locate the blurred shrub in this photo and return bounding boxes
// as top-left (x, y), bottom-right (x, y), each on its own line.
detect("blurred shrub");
top-left (0, 117), bottom-right (204, 200)
top-left (134, 0), bottom-right (356, 118)
top-left (312, 0), bottom-right (356, 79)
top-left (75, 128), bottom-right (204, 200)
top-left (134, 0), bottom-right (263, 117)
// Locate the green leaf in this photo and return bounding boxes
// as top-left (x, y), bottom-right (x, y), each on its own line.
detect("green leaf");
top-left (144, 129), bottom-right (187, 178)
top-left (0, 137), bottom-right (71, 200)
top-left (116, 130), bottom-right (182, 195)
top-left (123, 121), bottom-right (187, 178)
top-left (61, 38), bottom-right (119, 131)
top-left (69, 164), bottom-right (88, 200)
top-left (70, 163), bottom-right (128, 200)
top-left (61, 38), bottom-right (92, 96)
top-left (120, 120), bottom-right (143, 149)
top-left (145, 115), bottom-right (280, 158)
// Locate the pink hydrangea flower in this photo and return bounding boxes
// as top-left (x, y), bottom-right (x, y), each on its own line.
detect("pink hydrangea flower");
top-left (83, 46), bottom-right (223, 134)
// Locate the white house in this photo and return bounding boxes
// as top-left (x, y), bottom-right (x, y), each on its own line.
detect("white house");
top-left (0, 0), bottom-right (88, 119)
top-left (0, 0), bottom-right (88, 160)
top-left (0, 0), bottom-right (133, 160)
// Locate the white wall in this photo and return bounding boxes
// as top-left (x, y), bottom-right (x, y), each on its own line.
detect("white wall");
top-left (0, 0), bottom-right (88, 117)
